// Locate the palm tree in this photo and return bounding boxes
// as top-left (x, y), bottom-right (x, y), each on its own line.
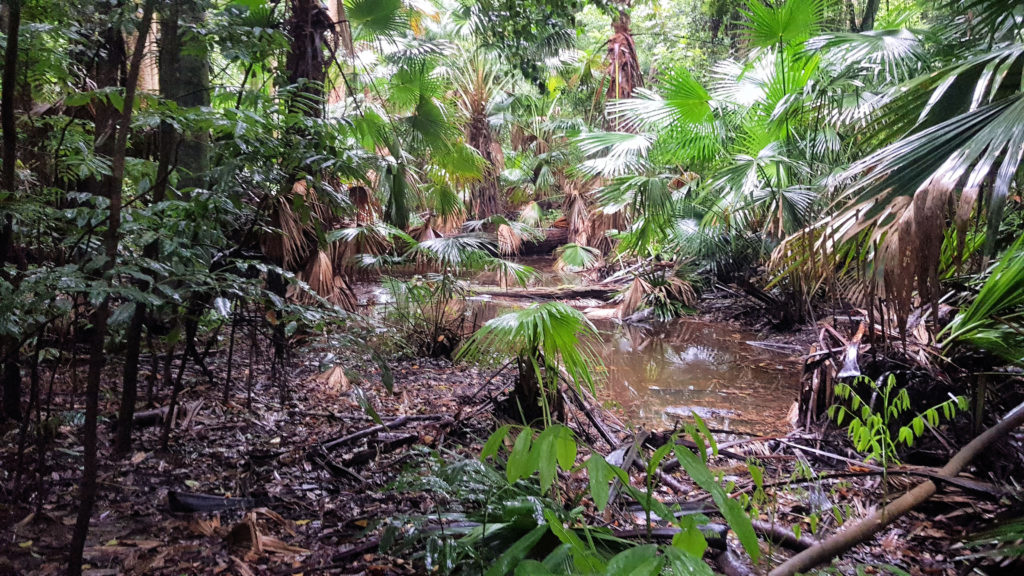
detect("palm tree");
top-left (457, 302), bottom-right (603, 425)
top-left (453, 56), bottom-right (509, 219)
top-left (780, 0), bottom-right (1024, 332)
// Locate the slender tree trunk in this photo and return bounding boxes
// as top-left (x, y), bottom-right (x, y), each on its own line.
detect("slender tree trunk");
top-left (68, 3), bottom-right (156, 573)
top-left (860, 0), bottom-right (880, 31)
top-left (114, 303), bottom-right (144, 455)
top-left (0, 0), bottom-right (22, 422)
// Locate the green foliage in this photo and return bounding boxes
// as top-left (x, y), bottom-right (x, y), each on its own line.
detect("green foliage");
top-left (941, 234), bottom-right (1024, 365)
top-left (829, 375), bottom-right (967, 467)
top-left (457, 302), bottom-right (602, 423)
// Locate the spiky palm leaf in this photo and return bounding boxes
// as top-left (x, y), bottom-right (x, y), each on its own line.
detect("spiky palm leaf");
top-left (940, 234), bottom-right (1024, 365)
top-left (554, 243), bottom-right (602, 273)
top-left (457, 302), bottom-right (603, 396)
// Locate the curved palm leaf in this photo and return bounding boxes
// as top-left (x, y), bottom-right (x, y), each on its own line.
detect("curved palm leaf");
top-left (457, 302), bottom-right (603, 394)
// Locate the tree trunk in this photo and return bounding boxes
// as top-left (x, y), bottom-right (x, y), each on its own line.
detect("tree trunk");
top-left (860, 0), bottom-right (880, 31)
top-left (68, 3), bottom-right (156, 574)
top-left (606, 7), bottom-right (642, 129)
top-left (1, 0), bottom-right (22, 423)
top-left (158, 0), bottom-right (210, 192)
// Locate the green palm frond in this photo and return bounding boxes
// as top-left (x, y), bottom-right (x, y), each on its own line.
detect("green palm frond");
top-left (606, 69), bottom-right (714, 130)
top-left (741, 0), bottom-right (826, 49)
top-left (405, 233), bottom-right (496, 269)
top-left (456, 302), bottom-right (603, 394)
top-left (829, 94), bottom-right (1024, 253)
top-left (808, 29), bottom-right (927, 83)
top-left (940, 234), bottom-right (1024, 365)
top-left (554, 243), bottom-right (602, 272)
top-left (942, 0), bottom-right (1024, 45)
top-left (346, 0), bottom-right (408, 42)
top-left (575, 131), bottom-right (654, 178)
top-left (518, 201), bottom-right (544, 228)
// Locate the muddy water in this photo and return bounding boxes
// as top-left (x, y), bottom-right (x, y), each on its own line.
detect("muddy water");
top-left (592, 320), bottom-right (799, 436)
top-left (466, 296), bottom-right (801, 436)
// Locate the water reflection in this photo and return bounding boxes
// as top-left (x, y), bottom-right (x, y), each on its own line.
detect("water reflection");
top-left (595, 320), bottom-right (798, 436)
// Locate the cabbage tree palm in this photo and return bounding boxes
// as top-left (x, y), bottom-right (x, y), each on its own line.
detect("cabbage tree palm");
top-left (457, 302), bottom-right (602, 425)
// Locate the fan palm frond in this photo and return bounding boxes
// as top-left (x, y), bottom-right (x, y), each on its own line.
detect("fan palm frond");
top-left (554, 243), bottom-right (602, 273)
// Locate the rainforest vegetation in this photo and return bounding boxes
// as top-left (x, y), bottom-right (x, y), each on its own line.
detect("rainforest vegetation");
top-left (1, 0), bottom-right (1024, 574)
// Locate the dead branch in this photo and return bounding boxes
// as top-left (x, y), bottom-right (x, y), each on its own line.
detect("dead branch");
top-left (320, 414), bottom-right (446, 451)
top-left (768, 400), bottom-right (1024, 576)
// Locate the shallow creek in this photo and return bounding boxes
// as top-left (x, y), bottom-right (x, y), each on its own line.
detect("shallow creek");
top-left (466, 295), bottom-right (801, 436)
top-left (361, 263), bottom-right (802, 436)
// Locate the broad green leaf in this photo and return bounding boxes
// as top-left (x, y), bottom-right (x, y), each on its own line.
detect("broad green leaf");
top-left (485, 524), bottom-right (549, 576)
top-left (664, 546), bottom-right (715, 576)
top-left (587, 454), bottom-right (613, 511)
top-left (555, 426), bottom-right (577, 470)
top-left (606, 544), bottom-right (663, 576)
top-left (674, 444), bottom-right (760, 561)
top-left (543, 509), bottom-right (605, 573)
top-left (482, 425), bottom-right (512, 461)
top-left (514, 560), bottom-right (556, 576)
top-left (536, 427), bottom-right (557, 492)
top-left (672, 516), bottom-right (708, 558)
top-left (508, 427), bottom-right (534, 483)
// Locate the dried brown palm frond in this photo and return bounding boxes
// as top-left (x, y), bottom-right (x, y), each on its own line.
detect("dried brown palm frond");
top-left (589, 208), bottom-right (624, 255)
top-left (261, 195), bottom-right (311, 270)
top-left (332, 274), bottom-right (356, 311)
top-left (497, 223), bottom-right (522, 256)
top-left (295, 251), bottom-right (356, 311)
top-left (302, 250), bottom-right (335, 301)
top-left (349, 185), bottom-right (380, 223)
top-left (563, 181), bottom-right (591, 247)
top-left (617, 276), bottom-right (650, 319)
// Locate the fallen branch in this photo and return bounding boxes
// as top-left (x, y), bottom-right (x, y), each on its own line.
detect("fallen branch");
top-left (751, 519), bottom-right (816, 551)
top-left (472, 283), bottom-right (624, 302)
top-left (769, 400), bottom-right (1024, 576)
top-left (320, 414), bottom-right (446, 451)
top-left (563, 386), bottom-right (620, 448)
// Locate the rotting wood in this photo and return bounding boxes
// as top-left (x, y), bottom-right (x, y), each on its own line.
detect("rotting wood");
top-left (751, 518), bottom-right (817, 551)
top-left (563, 386), bottom-right (620, 448)
top-left (614, 523), bottom-right (728, 549)
top-left (472, 283), bottom-right (625, 302)
top-left (768, 400), bottom-right (1024, 576)
top-left (717, 549), bottom-right (756, 576)
top-left (341, 432), bottom-right (419, 466)
top-left (607, 431), bottom-right (649, 509)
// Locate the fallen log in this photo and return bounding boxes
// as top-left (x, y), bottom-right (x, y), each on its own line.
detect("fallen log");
top-left (320, 414), bottom-right (447, 451)
top-left (519, 226), bottom-right (568, 255)
top-left (342, 432), bottom-right (419, 466)
top-left (472, 283), bottom-right (625, 302)
top-left (751, 518), bottom-right (816, 551)
top-left (769, 400), bottom-right (1024, 576)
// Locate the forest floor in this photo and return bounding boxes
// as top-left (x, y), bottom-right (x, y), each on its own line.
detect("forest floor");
top-left (0, 293), bottom-right (1019, 575)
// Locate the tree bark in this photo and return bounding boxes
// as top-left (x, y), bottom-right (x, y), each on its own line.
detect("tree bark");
top-left (68, 3), bottom-right (156, 574)
top-left (1, 0), bottom-right (22, 422)
top-left (768, 400), bottom-right (1024, 576)
top-left (860, 0), bottom-right (880, 31)
top-left (158, 0), bottom-right (210, 192)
